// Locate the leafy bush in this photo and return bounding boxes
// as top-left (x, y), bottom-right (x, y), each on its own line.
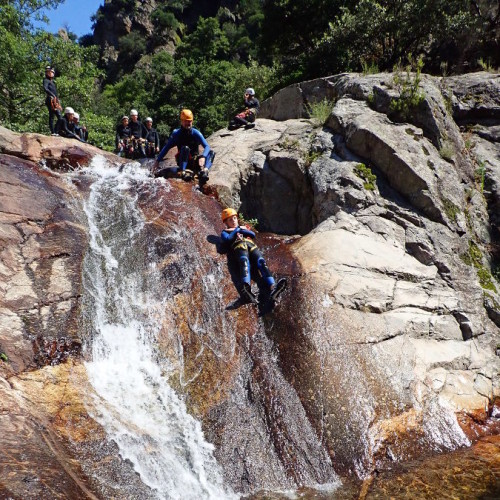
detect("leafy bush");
top-left (354, 163), bottom-right (377, 190)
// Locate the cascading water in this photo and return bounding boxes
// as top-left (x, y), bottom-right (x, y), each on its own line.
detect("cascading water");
top-left (79, 157), bottom-right (236, 499)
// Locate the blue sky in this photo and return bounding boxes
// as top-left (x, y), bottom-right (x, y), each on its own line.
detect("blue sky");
top-left (34, 0), bottom-right (103, 38)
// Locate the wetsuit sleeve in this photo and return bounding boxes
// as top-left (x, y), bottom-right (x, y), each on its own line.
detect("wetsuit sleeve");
top-left (157, 130), bottom-right (179, 161)
top-left (220, 228), bottom-right (239, 244)
top-left (193, 129), bottom-right (210, 158)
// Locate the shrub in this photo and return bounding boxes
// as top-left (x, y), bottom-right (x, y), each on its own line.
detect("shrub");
top-left (306, 98), bottom-right (334, 126)
top-left (354, 163), bottom-right (377, 190)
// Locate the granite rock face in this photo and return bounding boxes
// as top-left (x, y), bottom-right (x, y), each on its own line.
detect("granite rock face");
top-left (209, 72), bottom-right (500, 469)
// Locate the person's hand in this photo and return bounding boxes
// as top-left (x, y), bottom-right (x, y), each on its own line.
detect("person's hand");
top-left (198, 156), bottom-right (206, 167)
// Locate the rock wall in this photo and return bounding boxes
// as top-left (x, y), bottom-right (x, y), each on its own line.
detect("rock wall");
top-left (208, 71), bottom-right (500, 469)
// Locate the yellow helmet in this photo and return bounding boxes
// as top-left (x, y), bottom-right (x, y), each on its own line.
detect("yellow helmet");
top-left (180, 109), bottom-right (194, 121)
top-left (221, 208), bottom-right (237, 222)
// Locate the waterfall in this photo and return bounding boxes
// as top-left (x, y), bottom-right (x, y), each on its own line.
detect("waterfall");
top-left (80, 157), bottom-right (236, 499)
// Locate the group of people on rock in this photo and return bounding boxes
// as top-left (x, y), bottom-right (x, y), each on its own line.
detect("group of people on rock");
top-left (115, 110), bottom-right (160, 159)
top-left (43, 66), bottom-right (87, 142)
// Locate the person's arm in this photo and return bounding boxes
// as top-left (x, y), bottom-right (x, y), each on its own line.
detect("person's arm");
top-left (193, 129), bottom-right (211, 158)
top-left (157, 131), bottom-right (178, 161)
top-left (239, 227), bottom-right (256, 239)
top-left (220, 227), bottom-right (240, 244)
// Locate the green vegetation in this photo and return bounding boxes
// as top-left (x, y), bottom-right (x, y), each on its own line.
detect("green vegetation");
top-left (478, 57), bottom-right (497, 73)
top-left (441, 197), bottom-right (460, 223)
top-left (306, 98), bottom-right (334, 126)
top-left (354, 163), bottom-right (377, 190)
top-left (238, 213), bottom-right (258, 230)
top-left (460, 240), bottom-right (497, 293)
top-left (0, 352), bottom-right (7, 362)
top-left (389, 55), bottom-right (425, 119)
top-left (439, 143), bottom-right (454, 162)
top-left (475, 161), bottom-right (486, 193)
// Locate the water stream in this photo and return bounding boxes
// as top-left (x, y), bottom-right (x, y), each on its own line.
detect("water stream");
top-left (79, 158), bottom-right (236, 499)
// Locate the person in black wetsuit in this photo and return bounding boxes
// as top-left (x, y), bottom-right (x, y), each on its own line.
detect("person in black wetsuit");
top-left (129, 109), bottom-right (147, 158)
top-left (144, 117), bottom-right (160, 158)
top-left (229, 87), bottom-right (260, 130)
top-left (43, 66), bottom-right (62, 135)
top-left (73, 112), bottom-right (88, 142)
top-left (116, 116), bottom-right (132, 157)
top-left (55, 107), bottom-right (84, 141)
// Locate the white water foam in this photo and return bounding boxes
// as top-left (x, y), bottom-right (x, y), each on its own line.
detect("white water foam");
top-left (81, 157), bottom-right (236, 499)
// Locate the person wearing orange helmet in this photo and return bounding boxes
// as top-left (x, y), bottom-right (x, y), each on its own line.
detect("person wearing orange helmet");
top-left (153, 109), bottom-right (215, 186)
top-left (220, 208), bottom-right (286, 305)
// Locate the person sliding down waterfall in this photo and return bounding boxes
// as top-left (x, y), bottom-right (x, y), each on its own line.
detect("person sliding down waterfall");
top-left (152, 109), bottom-right (215, 187)
top-left (219, 208), bottom-right (287, 305)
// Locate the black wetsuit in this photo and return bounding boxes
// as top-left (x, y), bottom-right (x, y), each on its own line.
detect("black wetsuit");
top-left (144, 127), bottom-right (160, 158)
top-left (75, 124), bottom-right (88, 142)
top-left (129, 119), bottom-right (147, 157)
top-left (55, 115), bottom-right (81, 141)
top-left (244, 96), bottom-right (260, 118)
top-left (43, 76), bottom-right (61, 134)
top-left (233, 96), bottom-right (260, 127)
top-left (115, 124), bottom-right (132, 155)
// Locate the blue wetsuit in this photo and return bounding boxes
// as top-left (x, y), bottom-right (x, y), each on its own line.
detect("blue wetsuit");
top-left (157, 127), bottom-right (212, 172)
top-left (220, 226), bottom-right (275, 291)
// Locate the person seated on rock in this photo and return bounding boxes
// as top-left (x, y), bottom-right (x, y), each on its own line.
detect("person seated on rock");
top-left (229, 87), bottom-right (259, 130)
top-left (153, 109), bottom-right (215, 187)
top-left (55, 107), bottom-right (84, 142)
top-left (129, 109), bottom-right (147, 158)
top-left (72, 112), bottom-right (88, 142)
top-left (219, 208), bottom-right (285, 304)
top-left (115, 116), bottom-right (132, 157)
top-left (144, 117), bottom-right (160, 158)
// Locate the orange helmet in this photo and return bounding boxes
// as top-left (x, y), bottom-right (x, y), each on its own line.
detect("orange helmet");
top-left (221, 208), bottom-right (237, 222)
top-left (180, 109), bottom-right (194, 121)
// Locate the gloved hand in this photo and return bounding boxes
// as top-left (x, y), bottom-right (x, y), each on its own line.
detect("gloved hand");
top-left (198, 167), bottom-right (209, 181)
top-left (179, 169), bottom-right (194, 181)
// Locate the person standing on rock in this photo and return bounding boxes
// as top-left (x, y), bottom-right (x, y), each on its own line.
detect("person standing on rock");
top-left (153, 108), bottom-right (215, 187)
top-left (43, 66), bottom-right (62, 135)
top-left (219, 208), bottom-right (286, 305)
top-left (228, 87), bottom-right (259, 130)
